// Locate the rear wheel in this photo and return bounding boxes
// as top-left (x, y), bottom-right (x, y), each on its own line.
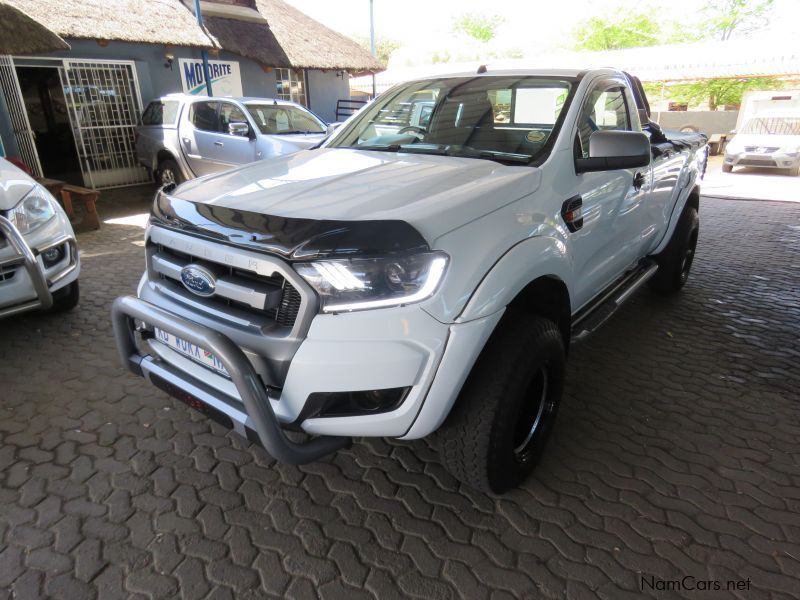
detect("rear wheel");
top-left (437, 313), bottom-right (565, 494)
top-left (649, 205), bottom-right (699, 294)
top-left (722, 163), bottom-right (733, 173)
top-left (50, 281), bottom-right (80, 312)
top-left (157, 159), bottom-right (184, 186)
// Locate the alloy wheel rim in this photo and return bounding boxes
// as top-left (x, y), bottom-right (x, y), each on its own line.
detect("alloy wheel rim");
top-left (513, 367), bottom-right (549, 458)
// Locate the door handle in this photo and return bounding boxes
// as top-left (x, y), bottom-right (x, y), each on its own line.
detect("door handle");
top-left (182, 137), bottom-right (191, 144)
top-left (633, 171), bottom-right (646, 190)
top-left (214, 141), bottom-right (224, 147)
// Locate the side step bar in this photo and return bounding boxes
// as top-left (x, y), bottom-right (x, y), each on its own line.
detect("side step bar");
top-left (571, 259), bottom-right (659, 343)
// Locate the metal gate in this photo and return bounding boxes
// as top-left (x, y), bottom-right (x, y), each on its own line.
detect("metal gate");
top-left (59, 60), bottom-right (149, 188)
top-left (0, 55), bottom-right (43, 176)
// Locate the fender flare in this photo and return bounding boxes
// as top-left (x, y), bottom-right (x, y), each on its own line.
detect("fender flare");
top-left (458, 235), bottom-right (574, 323)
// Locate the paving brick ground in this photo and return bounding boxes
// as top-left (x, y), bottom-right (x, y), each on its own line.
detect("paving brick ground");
top-left (1, 188), bottom-right (799, 599)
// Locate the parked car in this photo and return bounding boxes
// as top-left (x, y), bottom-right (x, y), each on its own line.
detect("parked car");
top-left (113, 68), bottom-right (707, 493)
top-left (723, 114), bottom-right (800, 176)
top-left (0, 158), bottom-right (80, 318)
top-left (136, 95), bottom-right (332, 185)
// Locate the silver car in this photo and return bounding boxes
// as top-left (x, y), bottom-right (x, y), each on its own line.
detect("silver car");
top-left (136, 95), bottom-right (331, 185)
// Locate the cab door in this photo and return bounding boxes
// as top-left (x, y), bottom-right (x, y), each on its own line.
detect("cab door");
top-left (210, 101), bottom-right (258, 168)
top-left (569, 80), bottom-right (652, 310)
top-left (180, 100), bottom-right (221, 176)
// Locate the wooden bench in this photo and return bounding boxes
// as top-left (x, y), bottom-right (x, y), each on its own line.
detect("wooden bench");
top-left (60, 184), bottom-right (100, 231)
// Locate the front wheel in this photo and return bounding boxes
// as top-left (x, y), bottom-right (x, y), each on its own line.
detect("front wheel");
top-left (437, 313), bottom-right (565, 494)
top-left (157, 159), bottom-right (184, 186)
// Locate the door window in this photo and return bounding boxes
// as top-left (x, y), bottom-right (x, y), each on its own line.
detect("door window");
top-left (218, 102), bottom-right (248, 134)
top-left (576, 86), bottom-right (630, 158)
top-left (189, 101), bottom-right (219, 131)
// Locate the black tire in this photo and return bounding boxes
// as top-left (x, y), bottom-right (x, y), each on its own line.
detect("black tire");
top-left (157, 159), bottom-right (184, 186)
top-left (50, 281), bottom-right (80, 312)
top-left (721, 163), bottom-right (733, 173)
top-left (437, 313), bottom-right (565, 494)
top-left (649, 205), bottom-right (699, 294)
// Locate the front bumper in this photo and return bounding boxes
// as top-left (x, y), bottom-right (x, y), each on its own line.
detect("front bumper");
top-left (724, 151), bottom-right (800, 170)
top-left (112, 290), bottom-right (503, 462)
top-left (0, 214), bottom-right (80, 318)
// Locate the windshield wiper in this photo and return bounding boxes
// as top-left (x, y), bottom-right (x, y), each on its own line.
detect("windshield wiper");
top-left (274, 130), bottom-right (318, 135)
top-left (351, 143), bottom-right (448, 155)
top-left (452, 147), bottom-right (532, 164)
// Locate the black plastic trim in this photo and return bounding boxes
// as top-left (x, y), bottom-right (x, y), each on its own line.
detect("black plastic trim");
top-left (151, 192), bottom-right (430, 260)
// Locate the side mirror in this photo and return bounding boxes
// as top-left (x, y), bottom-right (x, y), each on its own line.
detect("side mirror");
top-left (326, 122), bottom-right (343, 136)
top-left (575, 130), bottom-right (651, 173)
top-left (228, 122), bottom-right (250, 137)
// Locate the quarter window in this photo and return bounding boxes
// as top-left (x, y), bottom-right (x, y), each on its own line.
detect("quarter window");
top-left (577, 86), bottom-right (631, 158)
top-left (190, 101), bottom-right (219, 132)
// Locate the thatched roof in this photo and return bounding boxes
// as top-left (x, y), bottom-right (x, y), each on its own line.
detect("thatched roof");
top-left (0, 1), bottom-right (70, 54)
top-left (4, 0), bottom-right (381, 72)
top-left (205, 0), bottom-right (383, 72)
top-left (5, 0), bottom-right (214, 48)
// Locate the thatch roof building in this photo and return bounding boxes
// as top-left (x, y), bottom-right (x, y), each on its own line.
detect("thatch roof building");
top-left (3, 0), bottom-right (382, 72)
top-left (4, 0), bottom-right (214, 48)
top-left (204, 0), bottom-right (383, 72)
top-left (0, 1), bottom-right (70, 55)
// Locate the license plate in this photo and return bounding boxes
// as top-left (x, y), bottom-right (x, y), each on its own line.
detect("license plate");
top-left (153, 328), bottom-right (230, 377)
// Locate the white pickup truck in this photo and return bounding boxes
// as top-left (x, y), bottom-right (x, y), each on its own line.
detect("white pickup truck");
top-left (113, 68), bottom-right (707, 493)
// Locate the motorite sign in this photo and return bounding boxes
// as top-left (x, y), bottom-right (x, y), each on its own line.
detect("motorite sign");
top-left (179, 58), bottom-right (243, 96)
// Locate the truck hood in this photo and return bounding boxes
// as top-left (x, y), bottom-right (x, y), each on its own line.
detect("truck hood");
top-left (172, 148), bottom-right (541, 242)
top-left (265, 132), bottom-right (327, 151)
top-left (0, 158), bottom-right (36, 211)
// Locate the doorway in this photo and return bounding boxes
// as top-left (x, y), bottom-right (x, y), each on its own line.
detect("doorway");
top-left (16, 66), bottom-right (82, 184)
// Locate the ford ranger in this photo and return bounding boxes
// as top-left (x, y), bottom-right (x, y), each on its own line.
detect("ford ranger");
top-left (113, 68), bottom-right (707, 493)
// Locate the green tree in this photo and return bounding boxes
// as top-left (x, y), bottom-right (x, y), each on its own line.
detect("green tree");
top-left (452, 13), bottom-right (504, 43)
top-left (572, 13), bottom-right (662, 50)
top-left (698, 0), bottom-right (775, 40)
top-left (663, 77), bottom-right (782, 110)
top-left (353, 36), bottom-right (401, 67)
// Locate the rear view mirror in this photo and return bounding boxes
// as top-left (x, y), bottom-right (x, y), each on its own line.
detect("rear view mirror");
top-left (576, 130), bottom-right (651, 173)
top-left (228, 122), bottom-right (250, 137)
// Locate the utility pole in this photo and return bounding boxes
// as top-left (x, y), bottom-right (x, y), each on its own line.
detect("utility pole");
top-left (370, 0), bottom-right (376, 98)
top-left (194, 0), bottom-right (214, 96)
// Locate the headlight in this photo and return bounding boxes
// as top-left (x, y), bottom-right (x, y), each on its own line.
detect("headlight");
top-left (7, 185), bottom-right (57, 235)
top-left (294, 251), bottom-right (448, 312)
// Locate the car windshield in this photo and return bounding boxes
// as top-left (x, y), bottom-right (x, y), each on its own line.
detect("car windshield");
top-left (245, 104), bottom-right (325, 135)
top-left (328, 75), bottom-right (574, 165)
top-left (741, 117), bottom-right (800, 135)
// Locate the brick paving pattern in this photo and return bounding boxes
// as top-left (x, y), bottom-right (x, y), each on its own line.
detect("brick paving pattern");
top-left (1, 190), bottom-right (799, 599)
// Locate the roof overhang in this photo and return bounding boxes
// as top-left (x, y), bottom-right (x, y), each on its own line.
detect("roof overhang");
top-left (0, 1), bottom-right (70, 55)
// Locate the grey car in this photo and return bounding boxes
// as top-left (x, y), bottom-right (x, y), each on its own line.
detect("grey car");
top-left (136, 95), bottom-right (331, 185)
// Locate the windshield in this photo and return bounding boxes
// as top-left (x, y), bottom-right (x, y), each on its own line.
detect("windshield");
top-left (328, 76), bottom-right (574, 165)
top-left (245, 104), bottom-right (325, 134)
top-left (741, 116), bottom-right (800, 135)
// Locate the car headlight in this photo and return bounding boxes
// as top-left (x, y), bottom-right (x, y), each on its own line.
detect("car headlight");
top-left (7, 184), bottom-right (58, 235)
top-left (294, 251), bottom-right (448, 312)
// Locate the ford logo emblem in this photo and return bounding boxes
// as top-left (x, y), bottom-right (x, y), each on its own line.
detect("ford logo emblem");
top-left (180, 264), bottom-right (216, 297)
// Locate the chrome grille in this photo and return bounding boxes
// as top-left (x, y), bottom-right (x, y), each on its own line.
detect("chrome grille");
top-left (743, 146), bottom-right (780, 153)
top-left (150, 244), bottom-right (302, 328)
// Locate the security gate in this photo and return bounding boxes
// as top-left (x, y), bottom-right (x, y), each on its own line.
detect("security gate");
top-left (0, 55), bottom-right (43, 176)
top-left (59, 60), bottom-right (149, 188)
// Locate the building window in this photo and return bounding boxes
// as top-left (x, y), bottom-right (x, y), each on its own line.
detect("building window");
top-left (275, 68), bottom-right (307, 106)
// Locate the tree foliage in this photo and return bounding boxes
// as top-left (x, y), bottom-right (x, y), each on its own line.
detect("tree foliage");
top-left (353, 36), bottom-right (401, 67)
top-left (572, 13), bottom-right (662, 51)
top-left (697, 0), bottom-right (775, 40)
top-left (452, 13), bottom-right (505, 43)
top-left (649, 77), bottom-right (782, 110)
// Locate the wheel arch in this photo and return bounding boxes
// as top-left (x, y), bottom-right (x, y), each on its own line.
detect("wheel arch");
top-left (505, 275), bottom-right (572, 348)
